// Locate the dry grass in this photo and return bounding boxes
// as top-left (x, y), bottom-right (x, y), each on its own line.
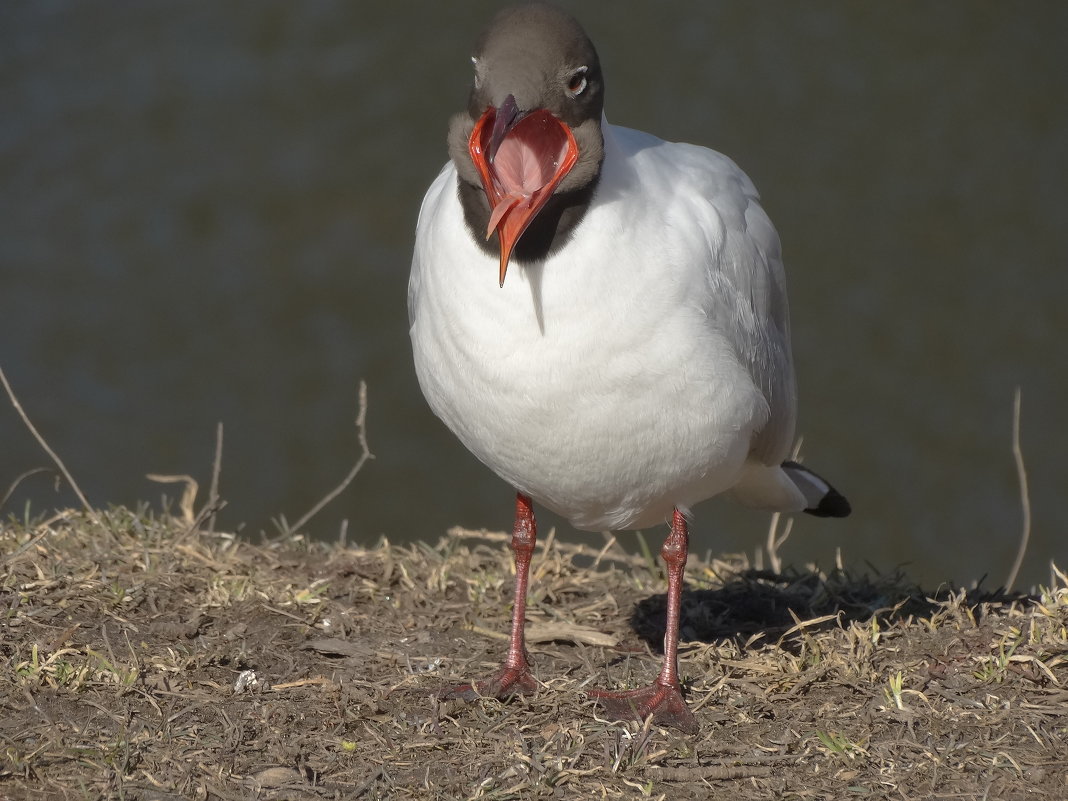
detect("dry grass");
top-left (2, 507), bottom-right (1067, 799)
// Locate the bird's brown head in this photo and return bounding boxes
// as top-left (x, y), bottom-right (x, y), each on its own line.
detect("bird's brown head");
top-left (449, 3), bottom-right (605, 286)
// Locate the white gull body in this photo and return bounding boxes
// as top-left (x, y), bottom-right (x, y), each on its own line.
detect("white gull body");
top-left (409, 119), bottom-right (807, 532)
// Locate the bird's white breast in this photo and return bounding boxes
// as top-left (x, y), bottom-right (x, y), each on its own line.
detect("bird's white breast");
top-left (409, 123), bottom-right (774, 530)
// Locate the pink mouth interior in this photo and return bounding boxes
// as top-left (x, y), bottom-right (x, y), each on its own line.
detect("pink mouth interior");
top-left (483, 110), bottom-right (572, 236)
top-left (469, 106), bottom-right (579, 285)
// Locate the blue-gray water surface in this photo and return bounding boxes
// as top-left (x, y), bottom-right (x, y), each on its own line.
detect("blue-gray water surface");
top-left (2, 2), bottom-right (1066, 589)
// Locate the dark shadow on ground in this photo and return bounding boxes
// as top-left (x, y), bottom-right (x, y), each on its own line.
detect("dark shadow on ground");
top-left (628, 567), bottom-right (1033, 653)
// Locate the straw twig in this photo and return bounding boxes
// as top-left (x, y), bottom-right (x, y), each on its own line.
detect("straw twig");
top-left (1005, 387), bottom-right (1031, 592)
top-left (1, 467), bottom-right (53, 510)
top-left (765, 513), bottom-right (794, 575)
top-left (207, 422), bottom-right (224, 532)
top-left (0, 365), bottom-right (104, 529)
top-left (286, 380), bottom-right (373, 534)
top-left (765, 437), bottom-right (804, 573)
top-left (145, 474), bottom-right (199, 525)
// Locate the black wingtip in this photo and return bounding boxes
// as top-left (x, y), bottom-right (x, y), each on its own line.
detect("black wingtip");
top-left (805, 486), bottom-right (852, 518)
top-left (782, 459), bottom-right (852, 518)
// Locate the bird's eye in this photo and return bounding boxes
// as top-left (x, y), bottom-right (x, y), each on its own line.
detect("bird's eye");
top-left (567, 66), bottom-right (588, 97)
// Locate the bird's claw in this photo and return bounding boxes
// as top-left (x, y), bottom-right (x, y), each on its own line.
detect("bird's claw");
top-left (439, 665), bottom-right (538, 702)
top-left (588, 681), bottom-right (698, 734)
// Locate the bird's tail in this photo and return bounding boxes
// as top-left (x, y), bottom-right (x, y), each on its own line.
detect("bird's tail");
top-left (781, 460), bottom-right (851, 518)
top-left (730, 459), bottom-right (851, 517)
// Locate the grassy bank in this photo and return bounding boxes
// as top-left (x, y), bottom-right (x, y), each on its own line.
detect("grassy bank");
top-left (2, 507), bottom-right (1066, 799)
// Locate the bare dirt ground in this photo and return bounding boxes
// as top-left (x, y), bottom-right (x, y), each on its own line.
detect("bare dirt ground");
top-left (2, 507), bottom-right (1067, 800)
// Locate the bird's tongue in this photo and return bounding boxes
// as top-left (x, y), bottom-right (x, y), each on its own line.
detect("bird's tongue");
top-left (470, 107), bottom-right (579, 286)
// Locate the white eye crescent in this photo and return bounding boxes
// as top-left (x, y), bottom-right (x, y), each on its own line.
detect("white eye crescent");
top-left (567, 66), bottom-right (588, 97)
top-left (472, 56), bottom-right (483, 89)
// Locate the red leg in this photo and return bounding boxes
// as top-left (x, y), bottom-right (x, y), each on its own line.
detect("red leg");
top-left (442, 493), bottom-right (538, 701)
top-left (589, 508), bottom-right (698, 733)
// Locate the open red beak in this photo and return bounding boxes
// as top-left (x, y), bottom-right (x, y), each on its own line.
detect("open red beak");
top-left (469, 97), bottom-right (579, 287)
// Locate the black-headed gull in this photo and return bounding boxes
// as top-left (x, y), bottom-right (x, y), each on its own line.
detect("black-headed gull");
top-left (408, 2), bottom-right (849, 733)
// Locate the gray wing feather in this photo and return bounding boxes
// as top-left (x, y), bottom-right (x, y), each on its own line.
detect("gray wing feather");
top-left (704, 162), bottom-right (797, 465)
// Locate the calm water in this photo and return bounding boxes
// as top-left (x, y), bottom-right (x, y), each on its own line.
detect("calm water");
top-left (3, 2), bottom-right (1066, 589)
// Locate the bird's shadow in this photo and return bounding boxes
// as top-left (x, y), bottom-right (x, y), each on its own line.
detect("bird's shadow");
top-left (627, 566), bottom-right (1030, 654)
